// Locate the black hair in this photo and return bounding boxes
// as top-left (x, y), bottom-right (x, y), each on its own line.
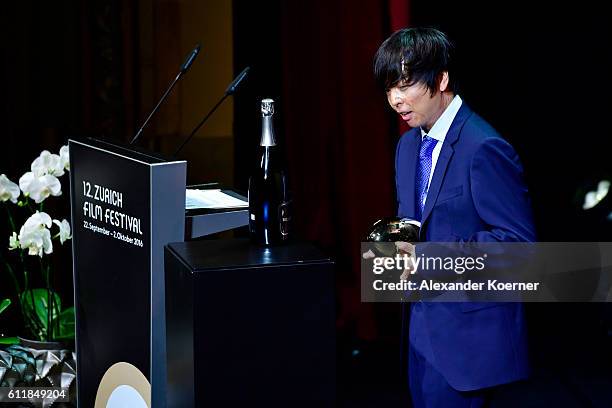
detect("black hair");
top-left (373, 27), bottom-right (456, 95)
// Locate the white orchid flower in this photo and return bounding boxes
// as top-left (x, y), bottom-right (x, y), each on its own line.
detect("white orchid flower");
top-left (596, 180), bottom-right (610, 202)
top-left (19, 228), bottom-right (53, 257)
top-left (53, 219), bottom-right (72, 244)
top-left (9, 232), bottom-right (19, 250)
top-left (19, 172), bottom-right (62, 203)
top-left (32, 175), bottom-right (62, 203)
top-left (19, 172), bottom-right (36, 194)
top-left (22, 211), bottom-right (53, 231)
top-left (18, 211), bottom-right (53, 257)
top-left (59, 145), bottom-right (70, 171)
top-left (31, 150), bottom-right (64, 177)
top-left (0, 174), bottom-right (20, 203)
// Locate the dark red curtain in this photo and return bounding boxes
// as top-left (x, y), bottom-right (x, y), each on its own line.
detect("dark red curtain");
top-left (280, 1), bottom-right (404, 339)
top-left (389, 0), bottom-right (412, 135)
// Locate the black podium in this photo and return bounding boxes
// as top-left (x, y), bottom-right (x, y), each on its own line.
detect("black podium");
top-left (164, 239), bottom-right (336, 407)
top-left (69, 138), bottom-right (248, 408)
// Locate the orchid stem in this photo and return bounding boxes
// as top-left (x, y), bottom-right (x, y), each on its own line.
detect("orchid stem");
top-left (4, 203), bottom-right (17, 232)
top-left (2, 260), bottom-right (21, 295)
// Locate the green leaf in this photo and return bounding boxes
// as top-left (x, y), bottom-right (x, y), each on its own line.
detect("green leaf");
top-left (0, 298), bottom-right (10, 315)
top-left (0, 336), bottom-right (19, 345)
top-left (54, 306), bottom-right (75, 340)
top-left (19, 289), bottom-right (61, 341)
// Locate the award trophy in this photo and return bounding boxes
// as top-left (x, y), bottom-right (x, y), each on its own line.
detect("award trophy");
top-left (366, 217), bottom-right (420, 256)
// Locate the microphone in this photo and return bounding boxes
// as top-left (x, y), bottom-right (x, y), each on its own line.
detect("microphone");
top-left (130, 44), bottom-right (201, 145)
top-left (180, 44), bottom-right (200, 73)
top-left (173, 66), bottom-right (250, 157)
top-left (225, 66), bottom-right (250, 95)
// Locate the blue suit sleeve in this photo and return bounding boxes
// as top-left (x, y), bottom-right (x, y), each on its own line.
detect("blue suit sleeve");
top-left (468, 137), bottom-right (536, 243)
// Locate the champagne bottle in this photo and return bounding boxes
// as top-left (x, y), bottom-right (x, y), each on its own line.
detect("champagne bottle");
top-left (248, 98), bottom-right (291, 245)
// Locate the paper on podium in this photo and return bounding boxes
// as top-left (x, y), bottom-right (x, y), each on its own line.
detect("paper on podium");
top-left (186, 189), bottom-right (248, 210)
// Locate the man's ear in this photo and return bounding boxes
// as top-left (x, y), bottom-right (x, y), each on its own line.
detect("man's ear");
top-left (439, 71), bottom-right (449, 93)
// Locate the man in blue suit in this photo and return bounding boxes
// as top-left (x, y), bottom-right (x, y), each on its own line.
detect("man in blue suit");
top-left (373, 28), bottom-right (536, 407)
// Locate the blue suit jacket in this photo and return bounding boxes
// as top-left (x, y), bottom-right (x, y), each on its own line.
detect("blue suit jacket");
top-left (396, 103), bottom-right (535, 391)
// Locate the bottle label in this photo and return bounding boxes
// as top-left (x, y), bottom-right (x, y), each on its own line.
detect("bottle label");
top-left (278, 200), bottom-right (292, 237)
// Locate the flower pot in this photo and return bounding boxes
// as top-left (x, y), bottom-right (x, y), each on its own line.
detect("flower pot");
top-left (18, 336), bottom-right (65, 351)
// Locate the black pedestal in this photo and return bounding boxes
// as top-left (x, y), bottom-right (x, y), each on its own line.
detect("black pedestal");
top-left (164, 239), bottom-right (336, 407)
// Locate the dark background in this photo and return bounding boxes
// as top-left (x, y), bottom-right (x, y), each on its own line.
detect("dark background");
top-left (2, 0), bottom-right (612, 406)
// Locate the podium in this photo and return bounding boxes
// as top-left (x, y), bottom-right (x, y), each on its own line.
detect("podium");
top-left (164, 239), bottom-right (336, 407)
top-left (69, 138), bottom-right (247, 408)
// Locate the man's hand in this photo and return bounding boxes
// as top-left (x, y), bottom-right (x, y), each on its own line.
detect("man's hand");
top-left (362, 249), bottom-right (376, 259)
top-left (396, 241), bottom-right (417, 280)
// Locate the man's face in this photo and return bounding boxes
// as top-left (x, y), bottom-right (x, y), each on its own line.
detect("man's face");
top-left (386, 74), bottom-right (448, 131)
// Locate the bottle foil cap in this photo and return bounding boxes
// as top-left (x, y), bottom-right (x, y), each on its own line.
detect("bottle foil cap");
top-left (261, 98), bottom-right (274, 116)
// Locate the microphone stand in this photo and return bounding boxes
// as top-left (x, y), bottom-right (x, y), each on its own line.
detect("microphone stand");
top-left (130, 44), bottom-right (201, 146)
top-left (173, 66), bottom-right (250, 157)
top-left (130, 72), bottom-right (183, 145)
top-left (173, 95), bottom-right (228, 157)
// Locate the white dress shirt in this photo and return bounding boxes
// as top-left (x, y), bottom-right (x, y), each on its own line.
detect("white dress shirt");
top-left (420, 95), bottom-right (463, 190)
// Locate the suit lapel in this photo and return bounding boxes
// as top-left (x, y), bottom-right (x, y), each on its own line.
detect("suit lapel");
top-left (420, 104), bottom-right (473, 228)
top-left (420, 144), bottom-right (453, 225)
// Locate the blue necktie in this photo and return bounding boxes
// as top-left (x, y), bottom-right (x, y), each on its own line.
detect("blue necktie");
top-left (415, 135), bottom-right (437, 221)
